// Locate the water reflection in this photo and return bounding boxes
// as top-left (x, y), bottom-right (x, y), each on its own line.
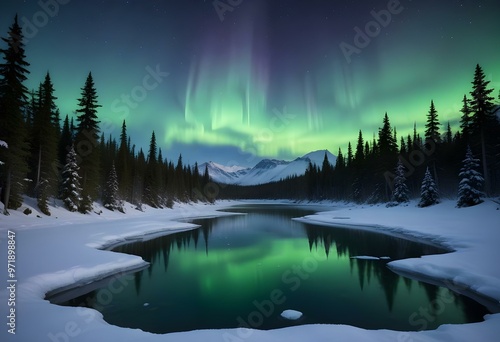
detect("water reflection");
top-left (302, 224), bottom-right (448, 311)
top-left (59, 206), bottom-right (489, 333)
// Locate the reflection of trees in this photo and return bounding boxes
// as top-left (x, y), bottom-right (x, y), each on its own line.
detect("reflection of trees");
top-left (305, 224), bottom-right (447, 261)
top-left (420, 281), bottom-right (439, 304)
top-left (135, 271), bottom-right (142, 295)
top-left (112, 225), bottom-right (213, 292)
top-left (303, 224), bottom-right (447, 311)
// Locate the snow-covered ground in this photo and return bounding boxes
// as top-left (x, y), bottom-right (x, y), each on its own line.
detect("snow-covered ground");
top-left (0, 197), bottom-right (499, 341)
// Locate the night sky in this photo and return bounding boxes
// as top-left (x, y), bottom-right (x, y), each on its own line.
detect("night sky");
top-left (1, 0), bottom-right (499, 167)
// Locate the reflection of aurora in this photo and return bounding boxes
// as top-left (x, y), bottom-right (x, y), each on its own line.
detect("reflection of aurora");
top-left (64, 208), bottom-right (489, 333)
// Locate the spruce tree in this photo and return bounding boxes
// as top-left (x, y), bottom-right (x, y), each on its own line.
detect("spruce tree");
top-left (424, 100), bottom-right (440, 143)
top-left (61, 145), bottom-right (82, 212)
top-left (391, 159), bottom-right (409, 203)
top-left (320, 152), bottom-right (333, 198)
top-left (192, 162), bottom-right (202, 202)
top-left (132, 148), bottom-right (146, 207)
top-left (75, 72), bottom-right (101, 212)
top-left (143, 131), bottom-right (160, 207)
top-left (424, 100), bottom-right (440, 185)
top-left (459, 94), bottom-right (471, 140)
top-left (378, 113), bottom-right (397, 155)
top-left (0, 15), bottom-right (31, 214)
top-left (419, 167), bottom-right (439, 207)
top-left (444, 122), bottom-right (453, 144)
top-left (58, 115), bottom-right (72, 167)
top-left (346, 142), bottom-right (353, 168)
top-left (379, 113), bottom-right (398, 201)
top-left (457, 146), bottom-right (484, 208)
top-left (31, 72), bottom-right (59, 214)
top-left (469, 64), bottom-right (496, 194)
top-left (116, 120), bottom-right (131, 201)
top-left (355, 130), bottom-right (364, 162)
top-left (175, 154), bottom-right (186, 201)
top-left (335, 148), bottom-right (344, 169)
top-left (103, 162), bottom-right (122, 212)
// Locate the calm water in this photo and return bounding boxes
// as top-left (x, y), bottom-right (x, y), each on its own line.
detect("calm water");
top-left (61, 205), bottom-right (489, 333)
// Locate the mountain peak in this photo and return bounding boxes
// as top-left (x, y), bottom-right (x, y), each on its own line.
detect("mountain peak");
top-left (300, 149), bottom-right (337, 166)
top-left (203, 150), bottom-right (337, 186)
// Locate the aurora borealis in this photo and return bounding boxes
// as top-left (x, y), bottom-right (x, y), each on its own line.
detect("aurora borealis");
top-left (1, 0), bottom-right (499, 166)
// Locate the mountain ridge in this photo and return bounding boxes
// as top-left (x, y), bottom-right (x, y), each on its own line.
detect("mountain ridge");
top-left (199, 149), bottom-right (336, 186)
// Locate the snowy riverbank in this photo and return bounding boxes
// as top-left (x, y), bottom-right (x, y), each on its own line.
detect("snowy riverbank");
top-left (1, 198), bottom-right (499, 341)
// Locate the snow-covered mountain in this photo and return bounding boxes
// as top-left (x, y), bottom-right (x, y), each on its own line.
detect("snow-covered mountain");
top-left (199, 150), bottom-right (336, 186)
top-left (199, 161), bottom-right (249, 184)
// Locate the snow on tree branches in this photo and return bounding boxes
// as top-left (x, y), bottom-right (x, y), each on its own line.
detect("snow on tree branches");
top-left (61, 145), bottom-right (82, 212)
top-left (457, 146), bottom-right (485, 207)
top-left (103, 162), bottom-right (123, 212)
top-left (419, 167), bottom-right (439, 207)
top-left (391, 159), bottom-right (409, 204)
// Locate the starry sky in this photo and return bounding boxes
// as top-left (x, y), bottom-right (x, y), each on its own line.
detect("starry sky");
top-left (1, 0), bottom-right (499, 167)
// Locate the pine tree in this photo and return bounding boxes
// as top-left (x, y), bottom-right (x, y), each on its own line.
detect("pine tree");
top-left (321, 151), bottom-right (333, 198)
top-left (347, 142), bottom-right (353, 168)
top-left (103, 162), bottom-right (122, 212)
top-left (469, 64), bottom-right (496, 194)
top-left (31, 72), bottom-right (59, 214)
top-left (175, 154), bottom-right (186, 201)
top-left (202, 163), bottom-right (210, 200)
top-left (391, 159), bottom-right (409, 203)
top-left (116, 120), bottom-right (131, 201)
top-left (335, 148), bottom-right (344, 169)
top-left (0, 15), bottom-right (31, 214)
top-left (399, 136), bottom-right (407, 154)
top-left (75, 72), bottom-right (101, 212)
top-left (457, 146), bottom-right (484, 208)
top-left (423, 100), bottom-right (441, 186)
top-left (378, 113), bottom-right (397, 155)
top-left (444, 122), bottom-right (453, 144)
top-left (418, 167), bottom-right (439, 207)
top-left (132, 148), bottom-right (146, 206)
top-left (58, 115), bottom-right (72, 167)
top-left (425, 100), bottom-right (441, 144)
top-left (379, 113), bottom-right (398, 201)
top-left (355, 130), bottom-right (364, 162)
top-left (143, 131), bottom-right (160, 207)
top-left (61, 145), bottom-right (82, 212)
top-left (459, 94), bottom-right (471, 140)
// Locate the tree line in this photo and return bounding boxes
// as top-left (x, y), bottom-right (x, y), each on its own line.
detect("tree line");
top-left (1, 15), bottom-right (498, 215)
top-left (220, 65), bottom-right (500, 207)
top-left (0, 16), bottom-right (213, 216)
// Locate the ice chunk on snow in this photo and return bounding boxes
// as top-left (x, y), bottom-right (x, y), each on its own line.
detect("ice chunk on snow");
top-left (281, 309), bottom-right (303, 320)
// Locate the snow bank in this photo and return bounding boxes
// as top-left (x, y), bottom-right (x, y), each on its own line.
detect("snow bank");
top-left (0, 198), bottom-right (499, 341)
